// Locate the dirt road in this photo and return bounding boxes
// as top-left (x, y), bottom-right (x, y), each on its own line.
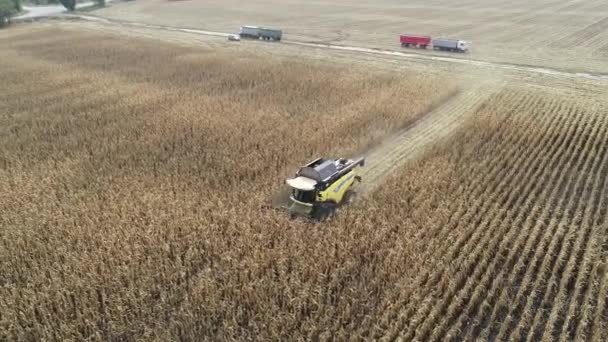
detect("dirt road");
top-left (90, 0), bottom-right (608, 74)
top-left (65, 14), bottom-right (608, 82)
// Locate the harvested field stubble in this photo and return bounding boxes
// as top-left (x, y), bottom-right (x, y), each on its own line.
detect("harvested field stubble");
top-left (92, 0), bottom-right (608, 73)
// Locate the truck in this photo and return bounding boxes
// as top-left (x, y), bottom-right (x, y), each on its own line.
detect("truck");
top-left (240, 26), bottom-right (261, 39)
top-left (259, 27), bottom-right (282, 41)
top-left (432, 38), bottom-right (469, 53)
top-left (400, 34), bottom-right (432, 49)
top-left (239, 26), bottom-right (282, 41)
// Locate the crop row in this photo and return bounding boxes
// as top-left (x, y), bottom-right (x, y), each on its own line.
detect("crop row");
top-left (0, 28), bottom-right (457, 341)
top-left (368, 88), bottom-right (608, 340)
top-left (1, 27), bottom-right (606, 341)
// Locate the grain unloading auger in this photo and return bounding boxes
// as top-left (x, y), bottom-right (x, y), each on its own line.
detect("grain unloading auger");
top-left (278, 157), bottom-right (365, 220)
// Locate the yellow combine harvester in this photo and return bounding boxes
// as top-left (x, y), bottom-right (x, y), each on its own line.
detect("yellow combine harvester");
top-left (285, 157), bottom-right (365, 220)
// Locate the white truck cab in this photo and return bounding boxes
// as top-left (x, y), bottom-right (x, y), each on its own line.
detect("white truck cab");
top-left (458, 40), bottom-right (470, 52)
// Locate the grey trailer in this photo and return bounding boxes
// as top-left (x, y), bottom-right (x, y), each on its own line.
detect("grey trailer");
top-left (433, 38), bottom-right (469, 53)
top-left (260, 27), bottom-right (282, 41)
top-left (240, 26), bottom-right (261, 39)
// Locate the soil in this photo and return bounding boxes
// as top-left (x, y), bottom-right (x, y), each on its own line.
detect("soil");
top-left (91, 0), bottom-right (608, 74)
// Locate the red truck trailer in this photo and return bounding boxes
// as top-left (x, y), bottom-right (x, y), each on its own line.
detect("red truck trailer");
top-left (400, 34), bottom-right (431, 49)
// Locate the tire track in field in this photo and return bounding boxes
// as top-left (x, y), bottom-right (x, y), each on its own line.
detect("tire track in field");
top-left (550, 17), bottom-right (608, 49)
top-left (359, 83), bottom-right (499, 193)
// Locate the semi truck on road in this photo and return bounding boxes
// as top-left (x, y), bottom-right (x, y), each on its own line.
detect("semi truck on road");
top-left (239, 26), bottom-right (282, 41)
top-left (260, 27), bottom-right (282, 41)
top-left (432, 38), bottom-right (469, 53)
top-left (400, 34), bottom-right (469, 53)
top-left (400, 35), bottom-right (432, 49)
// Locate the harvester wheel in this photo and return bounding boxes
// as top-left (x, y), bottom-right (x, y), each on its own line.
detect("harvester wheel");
top-left (313, 204), bottom-right (328, 221)
top-left (314, 202), bottom-right (338, 221)
top-left (343, 190), bottom-right (356, 205)
top-left (325, 202), bottom-right (338, 220)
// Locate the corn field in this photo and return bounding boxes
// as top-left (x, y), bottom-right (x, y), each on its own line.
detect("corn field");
top-left (1, 27), bottom-right (606, 341)
top-left (363, 89), bottom-right (608, 341)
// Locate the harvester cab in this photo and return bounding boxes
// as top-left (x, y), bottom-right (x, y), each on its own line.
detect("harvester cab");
top-left (286, 157), bottom-right (364, 220)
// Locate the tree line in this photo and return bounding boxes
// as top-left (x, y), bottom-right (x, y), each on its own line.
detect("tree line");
top-left (0, 0), bottom-right (20, 27)
top-left (0, 0), bottom-right (110, 26)
top-left (57, 0), bottom-right (107, 12)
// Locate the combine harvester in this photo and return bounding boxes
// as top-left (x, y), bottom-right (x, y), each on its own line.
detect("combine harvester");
top-left (432, 38), bottom-right (470, 53)
top-left (279, 157), bottom-right (365, 220)
top-left (400, 34), bottom-right (470, 53)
